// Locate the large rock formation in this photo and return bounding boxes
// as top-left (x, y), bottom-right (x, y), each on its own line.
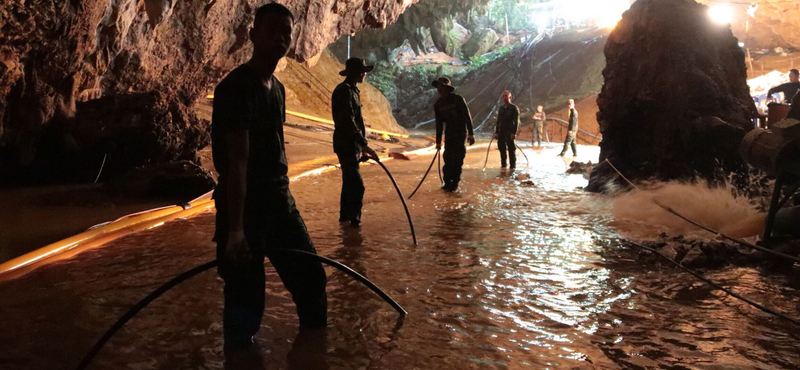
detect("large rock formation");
top-left (588, 0), bottom-right (757, 192)
top-left (461, 28), bottom-right (498, 58)
top-left (430, 16), bottom-right (470, 57)
top-left (328, 0), bottom-right (492, 63)
top-left (0, 0), bottom-right (420, 184)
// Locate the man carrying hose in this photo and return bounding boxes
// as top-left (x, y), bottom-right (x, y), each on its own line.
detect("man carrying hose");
top-left (493, 90), bottom-right (519, 169)
top-left (558, 99), bottom-right (578, 157)
top-left (211, 3), bottom-right (327, 349)
top-left (332, 57), bottom-right (379, 228)
top-left (532, 105), bottom-right (546, 148)
top-left (432, 77), bottom-right (476, 191)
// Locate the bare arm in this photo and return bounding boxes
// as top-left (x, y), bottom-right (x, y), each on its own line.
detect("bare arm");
top-left (225, 128), bottom-right (249, 233)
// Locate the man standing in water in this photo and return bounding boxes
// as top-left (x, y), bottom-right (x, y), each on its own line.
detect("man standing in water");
top-left (558, 99), bottom-right (578, 157)
top-left (433, 77), bottom-right (475, 191)
top-left (212, 3), bottom-right (327, 349)
top-left (493, 91), bottom-right (520, 169)
top-left (532, 105), bottom-right (546, 148)
top-left (332, 57), bottom-right (379, 228)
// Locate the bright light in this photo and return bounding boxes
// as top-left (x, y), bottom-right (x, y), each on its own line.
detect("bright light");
top-left (708, 5), bottom-right (733, 24)
top-left (535, 12), bottom-right (550, 29)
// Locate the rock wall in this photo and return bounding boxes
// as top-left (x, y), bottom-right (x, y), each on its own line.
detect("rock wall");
top-left (698, 0), bottom-right (800, 50)
top-left (328, 0), bottom-right (492, 63)
top-left (0, 0), bottom-right (419, 184)
top-left (588, 0), bottom-right (757, 192)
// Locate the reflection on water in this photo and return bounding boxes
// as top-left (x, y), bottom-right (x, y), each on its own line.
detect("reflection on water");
top-left (1, 144), bottom-right (800, 369)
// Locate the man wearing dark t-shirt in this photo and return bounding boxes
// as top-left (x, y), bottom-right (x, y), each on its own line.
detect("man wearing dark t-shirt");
top-left (767, 69), bottom-right (800, 103)
top-left (493, 90), bottom-right (520, 169)
top-left (433, 77), bottom-right (475, 191)
top-left (331, 57), bottom-right (379, 227)
top-left (211, 3), bottom-right (327, 349)
top-left (558, 99), bottom-right (578, 157)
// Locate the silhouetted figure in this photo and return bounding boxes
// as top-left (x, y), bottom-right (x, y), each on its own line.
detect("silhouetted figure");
top-left (532, 105), bottom-right (546, 147)
top-left (558, 99), bottom-right (578, 157)
top-left (493, 90), bottom-right (519, 168)
top-left (332, 57), bottom-right (379, 228)
top-left (787, 91), bottom-right (800, 120)
top-left (767, 69), bottom-right (800, 103)
top-left (212, 3), bottom-right (327, 350)
top-left (432, 77), bottom-right (475, 192)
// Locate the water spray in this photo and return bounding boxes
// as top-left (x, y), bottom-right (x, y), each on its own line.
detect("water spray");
top-left (370, 158), bottom-right (418, 245)
top-left (73, 249), bottom-right (407, 370)
top-left (408, 150), bottom-right (440, 199)
top-left (603, 160), bottom-right (800, 326)
top-left (604, 158), bottom-right (800, 264)
top-left (482, 137), bottom-right (494, 171)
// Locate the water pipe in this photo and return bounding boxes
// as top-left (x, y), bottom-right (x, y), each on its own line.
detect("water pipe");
top-left (371, 158), bottom-right (418, 245)
top-left (73, 249), bottom-right (407, 370)
top-left (515, 143), bottom-right (530, 167)
top-left (483, 137), bottom-right (495, 171)
top-left (624, 239), bottom-right (800, 326)
top-left (408, 149), bottom-right (440, 199)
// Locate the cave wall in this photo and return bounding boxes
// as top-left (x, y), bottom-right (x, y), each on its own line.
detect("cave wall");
top-left (328, 0), bottom-right (492, 63)
top-left (0, 0), bottom-right (419, 183)
top-left (588, 0), bottom-right (757, 192)
top-left (698, 0), bottom-right (800, 50)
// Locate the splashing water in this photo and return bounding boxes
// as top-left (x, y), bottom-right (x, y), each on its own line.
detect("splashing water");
top-left (611, 180), bottom-right (766, 240)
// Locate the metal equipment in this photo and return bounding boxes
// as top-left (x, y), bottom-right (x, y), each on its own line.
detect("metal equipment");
top-left (740, 118), bottom-right (800, 245)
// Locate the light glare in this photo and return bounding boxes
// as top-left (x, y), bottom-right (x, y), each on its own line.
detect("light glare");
top-left (709, 5), bottom-right (733, 24)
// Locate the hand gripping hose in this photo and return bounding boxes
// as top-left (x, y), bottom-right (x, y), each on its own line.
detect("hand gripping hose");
top-left (483, 137), bottom-right (494, 171)
top-left (74, 249), bottom-right (407, 370)
top-left (372, 159), bottom-right (418, 245)
top-left (408, 150), bottom-right (440, 199)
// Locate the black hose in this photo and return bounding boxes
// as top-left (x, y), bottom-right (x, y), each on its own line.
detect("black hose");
top-left (624, 239), bottom-right (800, 326)
top-left (273, 249), bottom-right (407, 316)
top-left (74, 260), bottom-right (218, 370)
top-left (372, 159), bottom-right (418, 245)
top-left (408, 150), bottom-right (440, 199)
top-left (74, 250), bottom-right (407, 370)
top-left (483, 137), bottom-right (494, 171)
top-left (437, 149), bottom-right (443, 185)
top-left (515, 143), bottom-right (529, 167)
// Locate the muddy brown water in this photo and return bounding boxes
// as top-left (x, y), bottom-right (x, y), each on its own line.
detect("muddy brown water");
top-left (1, 145), bottom-right (799, 369)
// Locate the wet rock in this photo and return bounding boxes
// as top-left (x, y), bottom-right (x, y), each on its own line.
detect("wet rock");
top-left (107, 160), bottom-right (215, 200)
top-left (566, 160), bottom-right (595, 176)
top-left (514, 173), bottom-right (531, 181)
top-left (590, 0), bottom-right (756, 192)
top-left (461, 28), bottom-right (499, 58)
top-left (430, 17), bottom-right (469, 56)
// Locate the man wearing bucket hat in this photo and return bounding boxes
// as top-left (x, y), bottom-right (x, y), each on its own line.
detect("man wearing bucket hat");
top-left (332, 57), bottom-right (379, 227)
top-left (432, 77), bottom-right (475, 192)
